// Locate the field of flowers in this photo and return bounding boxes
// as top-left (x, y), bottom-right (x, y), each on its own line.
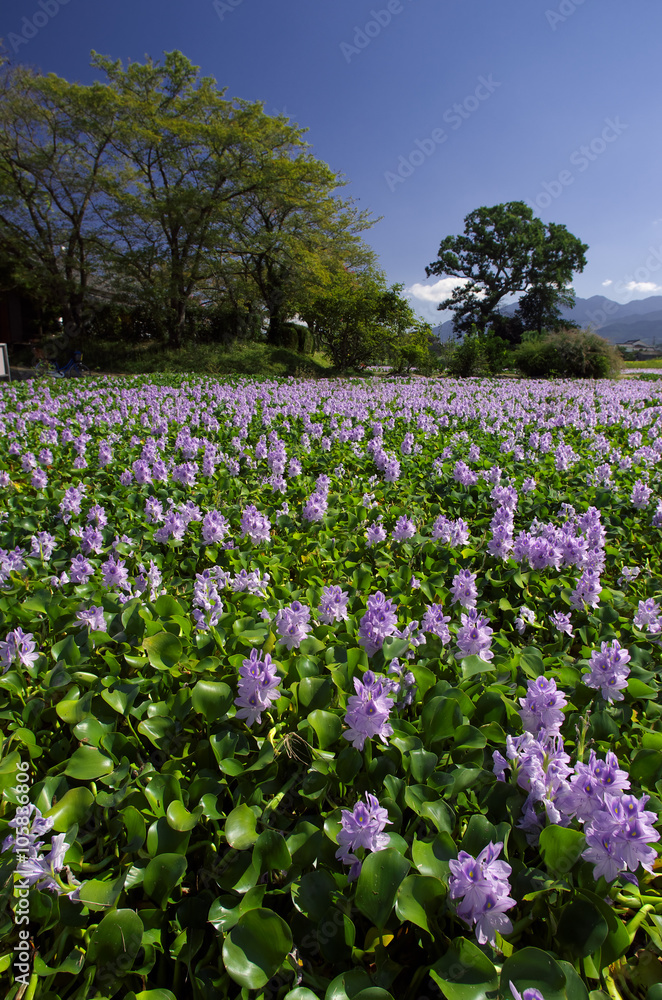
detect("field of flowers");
top-left (2, 372), bottom-right (662, 1000)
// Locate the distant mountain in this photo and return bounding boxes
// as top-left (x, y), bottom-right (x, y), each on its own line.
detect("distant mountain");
top-left (432, 294), bottom-right (662, 345)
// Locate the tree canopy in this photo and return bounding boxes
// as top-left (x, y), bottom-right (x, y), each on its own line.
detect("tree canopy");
top-left (425, 202), bottom-right (588, 339)
top-left (0, 51), bottom-right (378, 349)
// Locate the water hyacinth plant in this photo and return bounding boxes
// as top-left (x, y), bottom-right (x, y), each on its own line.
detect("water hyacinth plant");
top-left (0, 371), bottom-right (661, 998)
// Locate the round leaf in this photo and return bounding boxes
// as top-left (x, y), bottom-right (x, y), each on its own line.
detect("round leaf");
top-left (225, 803), bottom-right (258, 850)
top-left (143, 854), bottom-right (187, 908)
top-left (44, 787), bottom-right (95, 832)
top-left (355, 848), bottom-right (410, 928)
top-left (63, 746), bottom-right (114, 780)
top-left (431, 936), bottom-right (498, 1000)
top-left (222, 907), bottom-right (293, 989)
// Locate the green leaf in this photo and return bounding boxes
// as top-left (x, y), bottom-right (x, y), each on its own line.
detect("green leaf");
top-left (579, 889), bottom-right (630, 966)
top-left (556, 897), bottom-right (608, 958)
top-left (460, 654), bottom-right (496, 679)
top-left (225, 803), bottom-right (259, 850)
top-left (538, 825), bottom-right (586, 876)
top-left (142, 631), bottom-right (183, 669)
top-left (191, 680), bottom-right (233, 723)
top-left (308, 709), bottom-right (342, 749)
top-left (143, 854), bottom-right (187, 908)
top-left (44, 787), bottom-right (95, 832)
top-left (421, 696), bottom-right (463, 745)
top-left (355, 848), bottom-right (410, 928)
top-left (222, 907), bottom-right (293, 989)
top-left (63, 746), bottom-right (114, 780)
top-left (166, 800), bottom-right (203, 832)
top-left (431, 936), bottom-right (498, 1000)
top-left (501, 948), bottom-right (567, 1000)
top-left (76, 874), bottom-right (126, 911)
top-left (395, 874), bottom-right (446, 933)
top-left (253, 829), bottom-right (292, 874)
top-left (88, 908), bottom-right (143, 981)
top-left (292, 869), bottom-right (337, 922)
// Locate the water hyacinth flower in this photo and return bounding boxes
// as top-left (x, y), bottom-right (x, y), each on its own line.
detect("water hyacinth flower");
top-left (241, 505), bottom-right (271, 545)
top-left (75, 606), bottom-right (106, 632)
top-left (634, 599), bottom-right (662, 634)
top-left (510, 984), bottom-right (545, 1000)
top-left (391, 515), bottom-right (416, 542)
top-left (387, 659), bottom-right (417, 709)
top-left (192, 571), bottom-right (224, 630)
top-left (366, 520), bottom-right (387, 547)
top-left (358, 591), bottom-right (398, 657)
top-left (514, 606), bottom-right (535, 635)
top-left (455, 610), bottom-right (494, 662)
top-left (317, 585), bottom-right (350, 624)
top-left (549, 611), bottom-right (573, 636)
top-left (421, 603), bottom-right (451, 644)
top-left (582, 791), bottom-right (659, 884)
top-left (343, 670), bottom-right (394, 750)
top-left (584, 640), bottom-right (631, 702)
top-left (631, 479), bottom-right (653, 509)
top-left (234, 649), bottom-right (281, 726)
top-left (274, 601), bottom-right (312, 650)
top-left (3, 804), bottom-right (80, 898)
top-left (201, 510), bottom-right (230, 545)
top-left (450, 568), bottom-right (478, 609)
top-left (518, 676), bottom-right (567, 740)
top-left (448, 842), bottom-right (516, 946)
top-left (0, 627), bottom-right (39, 674)
top-left (302, 491), bottom-right (328, 523)
top-left (335, 793), bottom-right (390, 881)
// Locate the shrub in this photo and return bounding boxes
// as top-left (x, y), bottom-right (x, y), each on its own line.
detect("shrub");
top-left (514, 328), bottom-right (622, 379)
top-left (446, 334), bottom-right (508, 377)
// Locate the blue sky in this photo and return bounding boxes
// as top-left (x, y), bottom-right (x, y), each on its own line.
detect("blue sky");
top-left (2, 0), bottom-right (661, 326)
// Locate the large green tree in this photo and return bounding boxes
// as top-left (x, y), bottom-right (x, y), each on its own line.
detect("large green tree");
top-left (301, 270), bottom-right (431, 371)
top-left (0, 59), bottom-right (119, 344)
top-left (0, 51), bottom-right (380, 350)
top-left (425, 202), bottom-right (588, 338)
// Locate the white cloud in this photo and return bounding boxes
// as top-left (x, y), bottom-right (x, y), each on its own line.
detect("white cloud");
top-left (406, 277), bottom-right (469, 304)
top-left (623, 280), bottom-right (662, 293)
top-left (602, 279), bottom-right (612, 286)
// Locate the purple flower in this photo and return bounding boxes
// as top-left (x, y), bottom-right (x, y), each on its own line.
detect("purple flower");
top-left (514, 606), bottom-right (535, 635)
top-left (241, 505), bottom-right (271, 545)
top-left (387, 658), bottom-right (417, 708)
top-left (455, 609), bottom-right (493, 662)
top-left (518, 676), bottom-right (567, 740)
top-left (510, 983), bottom-right (545, 1000)
top-left (31, 468), bottom-right (48, 488)
top-left (584, 640), bottom-right (631, 702)
top-left (366, 521), bottom-right (386, 547)
top-left (317, 585), bottom-right (350, 625)
top-left (570, 568), bottom-right (602, 610)
top-left (192, 571), bottom-right (224, 630)
top-left (631, 479), bottom-right (653, 509)
top-left (343, 670), bottom-right (394, 750)
top-left (302, 492), bottom-right (328, 523)
top-left (100, 555), bottom-right (130, 591)
top-left (234, 649), bottom-right (281, 726)
top-left (634, 599), bottom-right (662, 634)
top-left (335, 793), bottom-right (390, 881)
top-left (201, 510), bottom-right (230, 545)
top-left (75, 606), bottom-right (106, 632)
top-left (69, 555), bottom-right (94, 585)
top-left (358, 591), bottom-right (398, 657)
top-left (0, 627), bottom-right (39, 673)
top-left (549, 611), bottom-right (573, 636)
top-left (274, 601), bottom-right (311, 650)
top-left (451, 569), bottom-right (478, 609)
top-left (421, 603), bottom-right (451, 644)
top-left (582, 791), bottom-right (659, 883)
top-left (448, 842), bottom-right (515, 946)
top-left (31, 531), bottom-right (57, 560)
top-left (391, 516), bottom-right (415, 542)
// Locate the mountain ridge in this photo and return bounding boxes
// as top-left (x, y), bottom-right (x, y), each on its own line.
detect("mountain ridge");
top-left (432, 294), bottom-right (662, 344)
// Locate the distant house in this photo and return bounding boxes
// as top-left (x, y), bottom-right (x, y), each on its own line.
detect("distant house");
top-left (615, 338), bottom-right (662, 358)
